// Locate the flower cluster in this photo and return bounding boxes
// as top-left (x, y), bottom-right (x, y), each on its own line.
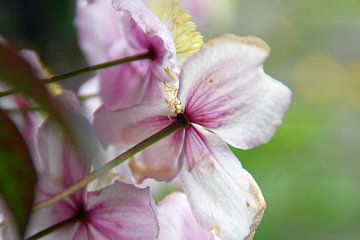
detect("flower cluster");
top-left (0, 0), bottom-right (291, 239)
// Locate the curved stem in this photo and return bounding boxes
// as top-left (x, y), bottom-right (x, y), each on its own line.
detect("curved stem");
top-left (33, 120), bottom-right (184, 211)
top-left (26, 215), bottom-right (79, 240)
top-left (43, 52), bottom-right (150, 84)
top-left (0, 52), bottom-right (151, 98)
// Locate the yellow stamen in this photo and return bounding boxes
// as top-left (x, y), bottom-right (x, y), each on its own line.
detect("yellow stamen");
top-left (163, 81), bottom-right (182, 114)
top-left (161, 0), bottom-right (203, 64)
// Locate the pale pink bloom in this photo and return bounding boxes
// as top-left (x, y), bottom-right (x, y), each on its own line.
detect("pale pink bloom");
top-left (94, 34), bottom-right (292, 239)
top-left (25, 94), bottom-right (159, 240)
top-left (75, 0), bottom-right (176, 110)
top-left (158, 192), bottom-right (216, 240)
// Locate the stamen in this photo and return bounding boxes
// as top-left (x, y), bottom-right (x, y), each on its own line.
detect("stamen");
top-left (163, 81), bottom-right (183, 114)
top-left (161, 0), bottom-right (203, 64)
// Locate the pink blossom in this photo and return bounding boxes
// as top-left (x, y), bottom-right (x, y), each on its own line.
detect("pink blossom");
top-left (25, 93), bottom-right (159, 240)
top-left (75, 0), bottom-right (176, 110)
top-left (94, 34), bottom-right (292, 239)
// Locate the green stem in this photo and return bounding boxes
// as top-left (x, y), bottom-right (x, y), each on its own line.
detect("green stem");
top-left (33, 120), bottom-right (184, 211)
top-left (26, 214), bottom-right (79, 240)
top-left (0, 52), bottom-right (151, 98)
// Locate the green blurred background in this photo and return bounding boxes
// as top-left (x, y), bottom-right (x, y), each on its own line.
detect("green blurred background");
top-left (1, 0), bottom-right (359, 239)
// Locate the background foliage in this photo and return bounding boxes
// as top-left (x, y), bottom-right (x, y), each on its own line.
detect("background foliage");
top-left (1, 0), bottom-right (359, 239)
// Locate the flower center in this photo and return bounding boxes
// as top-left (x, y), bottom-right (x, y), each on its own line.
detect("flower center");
top-left (176, 112), bottom-right (190, 128)
top-left (75, 202), bottom-right (88, 223)
top-left (148, 44), bottom-right (158, 61)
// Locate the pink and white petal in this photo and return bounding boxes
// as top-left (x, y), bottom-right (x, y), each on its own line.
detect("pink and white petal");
top-left (158, 192), bottom-right (215, 240)
top-left (178, 34), bottom-right (291, 149)
top-left (93, 102), bottom-right (174, 148)
top-left (86, 181), bottom-right (159, 240)
top-left (112, 0), bottom-right (177, 69)
top-left (75, 0), bottom-right (124, 64)
top-left (129, 128), bottom-right (185, 182)
top-left (211, 72), bottom-right (291, 150)
top-left (178, 35), bottom-right (269, 104)
top-left (179, 125), bottom-right (266, 240)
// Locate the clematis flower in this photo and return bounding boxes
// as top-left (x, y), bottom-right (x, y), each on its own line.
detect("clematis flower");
top-left (94, 34), bottom-right (292, 239)
top-left (24, 93), bottom-right (159, 240)
top-left (75, 0), bottom-right (202, 110)
top-left (158, 192), bottom-right (216, 240)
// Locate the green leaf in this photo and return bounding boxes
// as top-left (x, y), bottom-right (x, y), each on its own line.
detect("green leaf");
top-left (0, 109), bottom-right (37, 238)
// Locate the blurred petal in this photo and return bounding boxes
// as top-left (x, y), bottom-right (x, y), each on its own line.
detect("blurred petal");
top-left (75, 0), bottom-right (124, 64)
top-left (158, 192), bottom-right (215, 240)
top-left (178, 34), bottom-right (292, 149)
top-left (86, 181), bottom-right (159, 240)
top-left (179, 126), bottom-right (265, 240)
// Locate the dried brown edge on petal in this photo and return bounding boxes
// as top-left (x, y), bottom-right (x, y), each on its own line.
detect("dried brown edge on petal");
top-left (128, 157), bottom-right (174, 184)
top-left (205, 34), bottom-right (271, 53)
top-left (245, 176), bottom-right (267, 240)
